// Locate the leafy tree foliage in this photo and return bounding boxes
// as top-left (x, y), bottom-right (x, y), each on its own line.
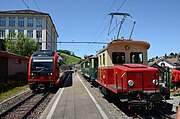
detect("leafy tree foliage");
top-left (57, 49), bottom-right (81, 59)
top-left (57, 49), bottom-right (71, 55)
top-left (5, 33), bottom-right (38, 57)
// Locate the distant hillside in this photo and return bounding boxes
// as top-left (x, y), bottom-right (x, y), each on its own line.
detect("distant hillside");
top-left (60, 53), bottom-right (82, 64)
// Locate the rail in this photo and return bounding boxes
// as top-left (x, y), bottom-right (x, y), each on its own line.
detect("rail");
top-left (0, 92), bottom-right (50, 119)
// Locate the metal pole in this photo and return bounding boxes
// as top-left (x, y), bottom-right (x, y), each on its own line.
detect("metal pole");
top-left (129, 21), bottom-right (136, 40)
top-left (117, 17), bottom-right (125, 39)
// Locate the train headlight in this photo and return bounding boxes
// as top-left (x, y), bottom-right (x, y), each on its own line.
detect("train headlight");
top-left (31, 73), bottom-right (34, 76)
top-left (152, 79), bottom-right (159, 86)
top-left (50, 73), bottom-right (53, 76)
top-left (128, 80), bottom-right (134, 87)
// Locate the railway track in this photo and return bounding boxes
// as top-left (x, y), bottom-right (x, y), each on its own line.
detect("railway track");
top-left (0, 92), bottom-right (49, 119)
top-left (132, 108), bottom-right (174, 119)
top-left (153, 109), bottom-right (174, 119)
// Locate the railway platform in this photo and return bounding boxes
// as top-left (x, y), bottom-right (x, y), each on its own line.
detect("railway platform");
top-left (39, 72), bottom-right (110, 119)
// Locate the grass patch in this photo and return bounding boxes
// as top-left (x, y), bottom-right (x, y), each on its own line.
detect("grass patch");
top-left (170, 88), bottom-right (180, 96)
top-left (0, 85), bottom-right (28, 102)
top-left (61, 53), bottom-right (81, 64)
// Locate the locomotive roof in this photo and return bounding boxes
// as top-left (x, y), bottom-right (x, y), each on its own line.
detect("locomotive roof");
top-left (98, 39), bottom-right (150, 54)
top-left (32, 50), bottom-right (56, 57)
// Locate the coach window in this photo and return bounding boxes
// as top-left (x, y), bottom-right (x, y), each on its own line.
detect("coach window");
top-left (112, 52), bottom-right (125, 64)
top-left (103, 53), bottom-right (105, 65)
top-left (100, 55), bottom-right (102, 66)
top-left (130, 52), bottom-right (143, 64)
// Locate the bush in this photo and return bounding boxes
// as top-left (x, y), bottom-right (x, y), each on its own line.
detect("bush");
top-left (0, 72), bottom-right (27, 93)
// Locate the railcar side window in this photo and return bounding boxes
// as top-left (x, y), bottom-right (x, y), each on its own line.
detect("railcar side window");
top-left (112, 52), bottom-right (125, 64)
top-left (103, 53), bottom-right (105, 65)
top-left (130, 52), bottom-right (143, 64)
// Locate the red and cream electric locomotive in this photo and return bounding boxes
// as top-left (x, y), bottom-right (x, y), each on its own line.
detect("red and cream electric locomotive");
top-left (96, 39), bottom-right (163, 108)
top-left (28, 50), bottom-right (61, 91)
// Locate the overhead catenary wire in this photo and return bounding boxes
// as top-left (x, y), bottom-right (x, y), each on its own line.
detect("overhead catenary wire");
top-left (21, 0), bottom-right (30, 10)
top-left (83, 0), bottom-right (118, 56)
top-left (40, 41), bottom-right (109, 44)
top-left (94, 0), bottom-right (117, 40)
top-left (87, 0), bottom-right (127, 55)
top-left (107, 0), bottom-right (128, 38)
top-left (21, 0), bottom-right (57, 50)
top-left (33, 0), bottom-right (41, 11)
top-left (21, 0), bottom-right (43, 29)
top-left (116, 0), bottom-right (127, 12)
top-left (95, 0), bottom-right (128, 42)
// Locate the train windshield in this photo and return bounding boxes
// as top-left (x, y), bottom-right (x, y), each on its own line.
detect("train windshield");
top-left (130, 52), bottom-right (143, 64)
top-left (112, 52), bottom-right (125, 64)
top-left (31, 57), bottom-right (54, 72)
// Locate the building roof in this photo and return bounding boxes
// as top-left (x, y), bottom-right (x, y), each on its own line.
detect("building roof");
top-left (148, 57), bottom-right (178, 67)
top-left (0, 9), bottom-right (58, 37)
top-left (0, 50), bottom-right (29, 61)
top-left (0, 9), bottom-right (48, 15)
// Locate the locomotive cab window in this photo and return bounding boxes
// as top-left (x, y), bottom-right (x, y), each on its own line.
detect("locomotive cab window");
top-left (112, 52), bottom-right (125, 64)
top-left (130, 52), bottom-right (143, 64)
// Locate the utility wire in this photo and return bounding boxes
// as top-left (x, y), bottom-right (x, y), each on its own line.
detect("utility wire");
top-left (21, 0), bottom-right (30, 10)
top-left (83, 0), bottom-right (117, 56)
top-left (107, 0), bottom-right (127, 37)
top-left (117, 0), bottom-right (127, 12)
top-left (21, 0), bottom-right (57, 50)
top-left (94, 0), bottom-right (117, 39)
top-left (95, 22), bottom-right (110, 42)
top-left (33, 0), bottom-right (41, 11)
top-left (94, 0), bottom-right (127, 42)
top-left (41, 41), bottom-right (108, 44)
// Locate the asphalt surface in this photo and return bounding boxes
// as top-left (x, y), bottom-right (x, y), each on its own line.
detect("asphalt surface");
top-left (39, 72), bottom-right (109, 119)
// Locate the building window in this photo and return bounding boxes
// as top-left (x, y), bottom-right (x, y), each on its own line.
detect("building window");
top-left (0, 17), bottom-right (6, 27)
top-left (36, 18), bottom-right (42, 27)
top-left (27, 18), bottom-right (33, 27)
top-left (9, 17), bottom-right (15, 27)
top-left (36, 30), bottom-right (42, 38)
top-left (9, 30), bottom-right (15, 37)
top-left (130, 52), bottom-right (143, 64)
top-left (0, 30), bottom-right (5, 38)
top-left (18, 30), bottom-right (24, 36)
top-left (112, 52), bottom-right (125, 64)
top-left (27, 30), bottom-right (33, 38)
top-left (161, 63), bottom-right (165, 67)
top-left (18, 17), bottom-right (24, 27)
top-left (38, 42), bottom-right (42, 50)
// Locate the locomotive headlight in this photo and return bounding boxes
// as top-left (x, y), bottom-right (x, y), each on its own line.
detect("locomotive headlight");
top-left (31, 73), bottom-right (33, 76)
top-left (152, 79), bottom-right (159, 86)
top-left (49, 72), bottom-right (52, 76)
top-left (128, 80), bottom-right (134, 87)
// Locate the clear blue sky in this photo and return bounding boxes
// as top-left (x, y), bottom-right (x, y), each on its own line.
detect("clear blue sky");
top-left (1, 0), bottom-right (180, 59)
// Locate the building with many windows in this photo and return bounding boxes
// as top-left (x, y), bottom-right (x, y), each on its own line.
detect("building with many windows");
top-left (0, 10), bottom-right (58, 51)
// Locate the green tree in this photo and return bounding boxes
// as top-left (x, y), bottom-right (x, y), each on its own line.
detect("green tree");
top-left (5, 33), bottom-right (38, 57)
